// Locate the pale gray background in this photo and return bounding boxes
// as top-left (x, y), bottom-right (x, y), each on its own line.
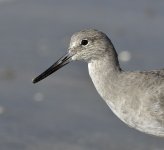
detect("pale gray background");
top-left (0, 0), bottom-right (164, 149)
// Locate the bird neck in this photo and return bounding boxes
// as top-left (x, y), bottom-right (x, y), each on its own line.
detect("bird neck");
top-left (89, 50), bottom-right (121, 75)
top-left (88, 51), bottom-right (121, 105)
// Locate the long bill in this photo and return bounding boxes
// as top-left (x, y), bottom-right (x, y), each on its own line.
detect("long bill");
top-left (32, 52), bottom-right (73, 84)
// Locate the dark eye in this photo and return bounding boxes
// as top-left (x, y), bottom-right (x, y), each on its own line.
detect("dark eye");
top-left (81, 39), bottom-right (88, 46)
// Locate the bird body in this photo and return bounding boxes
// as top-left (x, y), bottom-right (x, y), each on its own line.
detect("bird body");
top-left (88, 54), bottom-right (164, 136)
top-left (33, 29), bottom-right (164, 137)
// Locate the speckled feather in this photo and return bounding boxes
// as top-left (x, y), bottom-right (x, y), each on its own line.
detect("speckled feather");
top-left (69, 29), bottom-right (164, 137)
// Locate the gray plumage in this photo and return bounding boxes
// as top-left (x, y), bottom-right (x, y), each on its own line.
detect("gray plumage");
top-left (33, 29), bottom-right (164, 137)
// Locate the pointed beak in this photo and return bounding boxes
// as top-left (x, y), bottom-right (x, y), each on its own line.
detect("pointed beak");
top-left (32, 52), bottom-right (73, 84)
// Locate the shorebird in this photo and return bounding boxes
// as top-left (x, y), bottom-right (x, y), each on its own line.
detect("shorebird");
top-left (33, 29), bottom-right (164, 137)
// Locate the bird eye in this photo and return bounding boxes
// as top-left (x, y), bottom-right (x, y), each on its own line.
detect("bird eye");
top-left (81, 39), bottom-right (88, 46)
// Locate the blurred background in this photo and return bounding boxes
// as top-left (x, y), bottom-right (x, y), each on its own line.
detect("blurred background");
top-left (0, 0), bottom-right (164, 149)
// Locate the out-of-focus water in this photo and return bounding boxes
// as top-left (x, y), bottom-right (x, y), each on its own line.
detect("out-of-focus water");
top-left (0, 0), bottom-right (164, 149)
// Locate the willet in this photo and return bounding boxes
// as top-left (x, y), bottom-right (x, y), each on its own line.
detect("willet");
top-left (33, 29), bottom-right (164, 137)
